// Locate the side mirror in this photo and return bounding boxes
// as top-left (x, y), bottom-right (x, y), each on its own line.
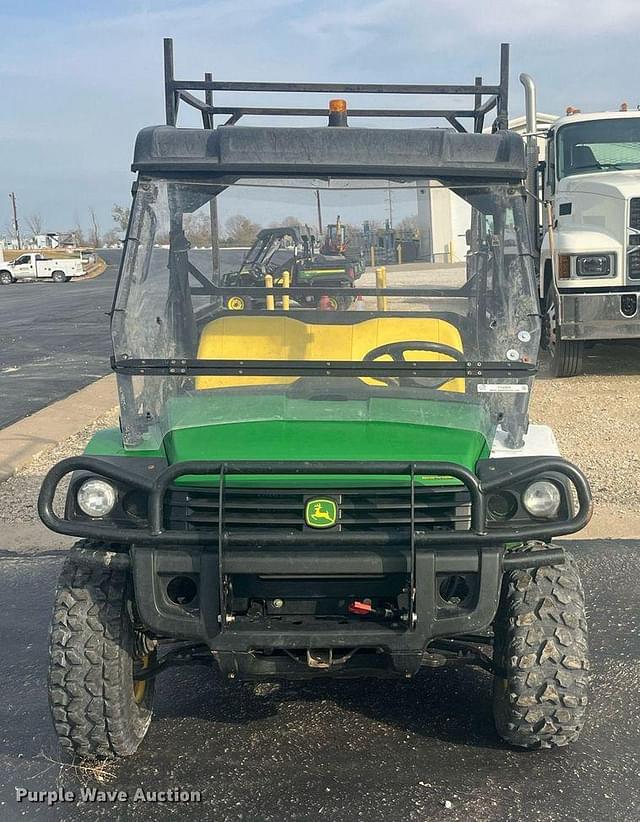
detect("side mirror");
top-left (537, 160), bottom-right (547, 173)
top-left (465, 228), bottom-right (472, 246)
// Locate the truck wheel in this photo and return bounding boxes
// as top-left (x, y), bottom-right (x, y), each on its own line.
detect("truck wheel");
top-left (492, 551), bottom-right (589, 749)
top-left (52, 270), bottom-right (68, 283)
top-left (48, 555), bottom-right (156, 758)
top-left (543, 293), bottom-right (584, 377)
top-left (0, 271), bottom-right (14, 284)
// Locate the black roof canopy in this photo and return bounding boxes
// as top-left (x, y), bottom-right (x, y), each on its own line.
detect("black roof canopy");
top-left (131, 39), bottom-right (524, 184)
top-left (132, 125), bottom-right (526, 182)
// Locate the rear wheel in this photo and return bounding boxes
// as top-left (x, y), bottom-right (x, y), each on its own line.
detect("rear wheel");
top-left (52, 270), bottom-right (68, 283)
top-left (48, 555), bottom-right (156, 758)
top-left (492, 550), bottom-right (589, 749)
top-left (0, 271), bottom-right (14, 284)
top-left (543, 290), bottom-right (584, 377)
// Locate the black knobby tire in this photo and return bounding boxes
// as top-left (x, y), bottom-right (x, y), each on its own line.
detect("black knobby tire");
top-left (492, 551), bottom-right (589, 748)
top-left (52, 270), bottom-right (68, 283)
top-left (543, 291), bottom-right (584, 377)
top-left (48, 556), bottom-right (156, 758)
top-left (0, 271), bottom-right (13, 284)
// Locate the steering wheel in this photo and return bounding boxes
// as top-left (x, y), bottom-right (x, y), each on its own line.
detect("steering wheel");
top-left (363, 341), bottom-right (465, 389)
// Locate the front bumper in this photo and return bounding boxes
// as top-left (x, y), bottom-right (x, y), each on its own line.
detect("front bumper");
top-left (40, 457), bottom-right (591, 676)
top-left (38, 457), bottom-right (592, 546)
top-left (559, 289), bottom-right (640, 339)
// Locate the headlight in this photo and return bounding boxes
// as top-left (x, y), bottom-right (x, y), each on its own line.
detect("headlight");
top-left (522, 480), bottom-right (561, 519)
top-left (576, 254), bottom-right (612, 277)
top-left (77, 479), bottom-right (117, 518)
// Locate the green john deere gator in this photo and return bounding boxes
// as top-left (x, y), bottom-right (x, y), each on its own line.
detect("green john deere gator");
top-left (221, 225), bottom-right (364, 311)
top-left (39, 40), bottom-right (593, 758)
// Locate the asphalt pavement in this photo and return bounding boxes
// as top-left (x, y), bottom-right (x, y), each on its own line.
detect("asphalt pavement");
top-left (0, 540), bottom-right (638, 822)
top-left (0, 252), bottom-right (120, 429)
top-left (0, 249), bottom-right (249, 429)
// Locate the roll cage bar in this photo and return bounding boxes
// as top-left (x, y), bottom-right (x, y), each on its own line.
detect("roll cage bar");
top-left (162, 38), bottom-right (510, 134)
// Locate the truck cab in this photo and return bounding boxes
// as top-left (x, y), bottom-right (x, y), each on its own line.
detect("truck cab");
top-left (539, 110), bottom-right (640, 375)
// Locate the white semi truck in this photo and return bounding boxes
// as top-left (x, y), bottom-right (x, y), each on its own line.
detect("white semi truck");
top-left (521, 74), bottom-right (640, 376)
top-left (0, 252), bottom-right (84, 284)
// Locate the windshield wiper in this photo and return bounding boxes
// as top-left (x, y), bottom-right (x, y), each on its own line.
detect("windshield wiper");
top-left (573, 162), bottom-right (623, 172)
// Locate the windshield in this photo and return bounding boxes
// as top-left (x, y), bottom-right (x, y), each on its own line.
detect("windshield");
top-left (558, 117), bottom-right (640, 178)
top-left (112, 177), bottom-right (540, 454)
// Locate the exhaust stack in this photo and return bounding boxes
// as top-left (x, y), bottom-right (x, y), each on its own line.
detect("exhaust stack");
top-left (519, 73), bottom-right (540, 255)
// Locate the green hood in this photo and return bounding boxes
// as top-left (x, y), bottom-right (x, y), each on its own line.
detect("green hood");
top-left (161, 392), bottom-right (493, 487)
top-left (85, 392), bottom-right (494, 487)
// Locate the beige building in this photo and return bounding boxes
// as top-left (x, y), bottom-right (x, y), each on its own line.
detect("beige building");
top-left (416, 114), bottom-right (558, 262)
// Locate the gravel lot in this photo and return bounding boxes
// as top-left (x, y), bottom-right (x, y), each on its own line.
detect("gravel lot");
top-left (0, 408), bottom-right (119, 554)
top-left (532, 340), bottom-right (640, 515)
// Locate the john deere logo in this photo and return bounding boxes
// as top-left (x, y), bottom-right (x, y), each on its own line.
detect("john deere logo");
top-left (305, 498), bottom-right (337, 528)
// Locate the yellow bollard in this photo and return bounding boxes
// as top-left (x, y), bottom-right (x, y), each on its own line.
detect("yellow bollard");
top-left (370, 245), bottom-right (376, 268)
top-left (446, 242), bottom-right (453, 264)
top-left (282, 270), bottom-right (290, 311)
top-left (375, 266), bottom-right (388, 312)
top-left (397, 244), bottom-right (402, 265)
top-left (265, 274), bottom-right (275, 311)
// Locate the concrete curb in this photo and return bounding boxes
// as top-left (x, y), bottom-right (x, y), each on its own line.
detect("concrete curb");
top-left (572, 506), bottom-right (640, 541)
top-left (78, 255), bottom-right (107, 280)
top-left (0, 374), bottom-right (117, 482)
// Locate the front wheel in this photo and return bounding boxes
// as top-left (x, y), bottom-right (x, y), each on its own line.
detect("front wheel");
top-left (52, 270), bottom-right (69, 283)
top-left (492, 551), bottom-right (589, 749)
top-left (0, 271), bottom-right (14, 284)
top-left (542, 291), bottom-right (584, 377)
top-left (225, 295), bottom-right (252, 311)
top-left (48, 555), bottom-right (156, 758)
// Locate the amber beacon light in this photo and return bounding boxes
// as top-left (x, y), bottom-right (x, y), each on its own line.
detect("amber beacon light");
top-left (328, 98), bottom-right (348, 126)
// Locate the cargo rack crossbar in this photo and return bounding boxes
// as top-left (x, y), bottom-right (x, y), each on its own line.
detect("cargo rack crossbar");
top-left (163, 38), bottom-right (510, 134)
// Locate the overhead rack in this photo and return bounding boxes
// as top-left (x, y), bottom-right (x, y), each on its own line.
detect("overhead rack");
top-left (162, 38), bottom-right (510, 134)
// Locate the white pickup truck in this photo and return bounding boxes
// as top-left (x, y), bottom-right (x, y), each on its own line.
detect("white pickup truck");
top-left (0, 253), bottom-right (84, 284)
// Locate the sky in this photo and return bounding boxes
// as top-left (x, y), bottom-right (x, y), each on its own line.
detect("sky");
top-left (1, 0), bottom-right (640, 238)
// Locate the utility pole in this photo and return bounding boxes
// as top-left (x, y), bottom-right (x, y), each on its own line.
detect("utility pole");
top-left (9, 192), bottom-right (21, 248)
top-left (387, 182), bottom-right (393, 229)
top-left (315, 189), bottom-right (323, 235)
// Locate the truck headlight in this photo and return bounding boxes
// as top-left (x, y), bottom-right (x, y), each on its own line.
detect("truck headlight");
top-left (77, 479), bottom-right (117, 518)
top-left (576, 254), bottom-right (612, 277)
top-left (522, 481), bottom-right (561, 519)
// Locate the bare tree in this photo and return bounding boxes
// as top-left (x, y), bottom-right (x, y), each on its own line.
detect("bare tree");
top-left (89, 208), bottom-right (101, 248)
top-left (101, 228), bottom-right (120, 247)
top-left (397, 215), bottom-right (420, 235)
top-left (25, 212), bottom-right (44, 236)
top-left (224, 214), bottom-right (261, 246)
top-left (71, 212), bottom-right (85, 247)
top-left (112, 204), bottom-right (131, 233)
top-left (184, 212), bottom-right (212, 247)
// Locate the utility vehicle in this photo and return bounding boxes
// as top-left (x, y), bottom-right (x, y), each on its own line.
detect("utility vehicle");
top-left (0, 252), bottom-right (83, 283)
top-left (520, 74), bottom-right (640, 376)
top-left (40, 41), bottom-right (592, 759)
top-left (222, 225), bottom-right (363, 311)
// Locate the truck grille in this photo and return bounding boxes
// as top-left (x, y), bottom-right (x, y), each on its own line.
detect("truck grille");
top-left (629, 198), bottom-right (640, 279)
top-left (165, 486), bottom-right (471, 533)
